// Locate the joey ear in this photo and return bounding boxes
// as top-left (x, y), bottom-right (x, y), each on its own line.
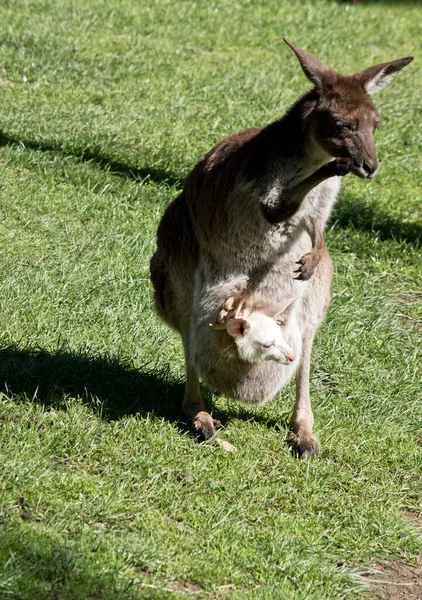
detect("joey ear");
top-left (358, 56), bottom-right (413, 95)
top-left (226, 318), bottom-right (250, 338)
top-left (283, 38), bottom-right (335, 88)
top-left (272, 297), bottom-right (297, 319)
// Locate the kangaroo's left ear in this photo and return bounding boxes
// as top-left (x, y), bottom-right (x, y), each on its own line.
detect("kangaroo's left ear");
top-left (226, 318), bottom-right (250, 338)
top-left (358, 56), bottom-right (413, 95)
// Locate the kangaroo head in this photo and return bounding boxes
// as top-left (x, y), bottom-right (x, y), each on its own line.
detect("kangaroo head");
top-left (225, 310), bottom-right (296, 365)
top-left (284, 39), bottom-right (413, 179)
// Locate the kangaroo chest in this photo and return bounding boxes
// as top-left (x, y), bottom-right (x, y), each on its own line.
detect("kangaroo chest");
top-left (194, 177), bottom-right (340, 271)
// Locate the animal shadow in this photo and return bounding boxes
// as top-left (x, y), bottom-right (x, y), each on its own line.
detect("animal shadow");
top-left (0, 345), bottom-right (188, 424)
top-left (0, 345), bottom-right (292, 436)
top-left (332, 190), bottom-right (421, 246)
top-left (0, 130), bottom-right (182, 188)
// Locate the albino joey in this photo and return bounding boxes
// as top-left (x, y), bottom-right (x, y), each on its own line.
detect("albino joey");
top-left (210, 297), bottom-right (296, 365)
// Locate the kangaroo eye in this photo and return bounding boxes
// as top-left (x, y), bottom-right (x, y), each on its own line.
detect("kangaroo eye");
top-left (262, 342), bottom-right (274, 349)
top-left (335, 120), bottom-right (352, 130)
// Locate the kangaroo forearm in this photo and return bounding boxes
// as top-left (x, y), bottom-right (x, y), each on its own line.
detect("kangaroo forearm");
top-left (304, 221), bottom-right (324, 251)
top-left (294, 220), bottom-right (326, 281)
top-left (261, 161), bottom-right (337, 224)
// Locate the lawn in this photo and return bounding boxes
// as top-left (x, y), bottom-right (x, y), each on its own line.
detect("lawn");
top-left (0, 0), bottom-right (421, 599)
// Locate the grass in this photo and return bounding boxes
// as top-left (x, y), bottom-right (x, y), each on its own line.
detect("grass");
top-left (0, 0), bottom-right (421, 598)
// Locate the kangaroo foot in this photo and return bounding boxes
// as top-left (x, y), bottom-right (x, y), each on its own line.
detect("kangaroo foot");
top-left (192, 411), bottom-right (222, 441)
top-left (289, 431), bottom-right (319, 458)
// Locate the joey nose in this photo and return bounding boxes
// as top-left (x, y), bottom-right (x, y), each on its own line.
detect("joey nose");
top-left (363, 159), bottom-right (378, 179)
top-left (287, 352), bottom-right (296, 363)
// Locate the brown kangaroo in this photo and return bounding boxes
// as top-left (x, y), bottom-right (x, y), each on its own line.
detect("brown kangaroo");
top-left (150, 40), bottom-right (413, 456)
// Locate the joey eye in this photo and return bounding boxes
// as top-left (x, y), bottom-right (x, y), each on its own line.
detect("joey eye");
top-left (262, 342), bottom-right (274, 349)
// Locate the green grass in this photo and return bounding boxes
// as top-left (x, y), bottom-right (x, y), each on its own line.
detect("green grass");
top-left (0, 0), bottom-right (421, 598)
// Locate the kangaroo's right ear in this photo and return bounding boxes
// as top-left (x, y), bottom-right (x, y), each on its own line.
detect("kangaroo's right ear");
top-left (283, 38), bottom-right (335, 89)
top-left (226, 318), bottom-right (250, 338)
top-left (272, 297), bottom-right (297, 320)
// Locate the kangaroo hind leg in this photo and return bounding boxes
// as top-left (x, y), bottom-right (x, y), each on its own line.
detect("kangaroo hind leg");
top-left (289, 329), bottom-right (319, 458)
top-left (182, 351), bottom-right (221, 441)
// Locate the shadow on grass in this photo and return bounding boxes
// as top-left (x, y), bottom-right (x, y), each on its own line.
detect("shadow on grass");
top-left (0, 130), bottom-right (182, 188)
top-left (331, 191), bottom-right (422, 246)
top-left (0, 525), bottom-right (135, 600)
top-left (0, 345), bottom-right (188, 423)
top-left (0, 345), bottom-right (291, 433)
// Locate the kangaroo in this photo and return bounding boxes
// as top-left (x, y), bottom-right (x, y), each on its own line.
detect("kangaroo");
top-left (150, 40), bottom-right (412, 456)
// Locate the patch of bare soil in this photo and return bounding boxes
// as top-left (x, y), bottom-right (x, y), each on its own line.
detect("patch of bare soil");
top-left (362, 561), bottom-right (422, 600)
top-left (167, 581), bottom-right (203, 595)
top-left (404, 509), bottom-right (422, 526)
top-left (362, 510), bottom-right (422, 599)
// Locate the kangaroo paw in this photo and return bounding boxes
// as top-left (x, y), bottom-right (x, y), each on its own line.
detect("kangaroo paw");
top-left (289, 431), bottom-right (319, 458)
top-left (294, 251), bottom-right (320, 281)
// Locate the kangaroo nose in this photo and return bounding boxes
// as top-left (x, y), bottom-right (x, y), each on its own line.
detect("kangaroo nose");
top-left (287, 352), bottom-right (296, 363)
top-left (363, 159), bottom-right (378, 179)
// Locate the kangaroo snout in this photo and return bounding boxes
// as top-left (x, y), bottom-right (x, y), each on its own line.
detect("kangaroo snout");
top-left (362, 158), bottom-right (379, 179)
top-left (287, 352), bottom-right (296, 363)
top-left (275, 347), bottom-right (296, 365)
top-left (349, 156), bottom-right (379, 180)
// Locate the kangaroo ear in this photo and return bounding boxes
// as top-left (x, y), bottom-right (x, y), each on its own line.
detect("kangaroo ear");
top-left (272, 297), bottom-right (297, 319)
top-left (358, 56), bottom-right (413, 95)
top-left (226, 318), bottom-right (250, 338)
top-left (283, 38), bottom-right (335, 88)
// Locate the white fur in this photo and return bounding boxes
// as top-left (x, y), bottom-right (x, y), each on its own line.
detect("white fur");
top-left (226, 311), bottom-right (296, 365)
